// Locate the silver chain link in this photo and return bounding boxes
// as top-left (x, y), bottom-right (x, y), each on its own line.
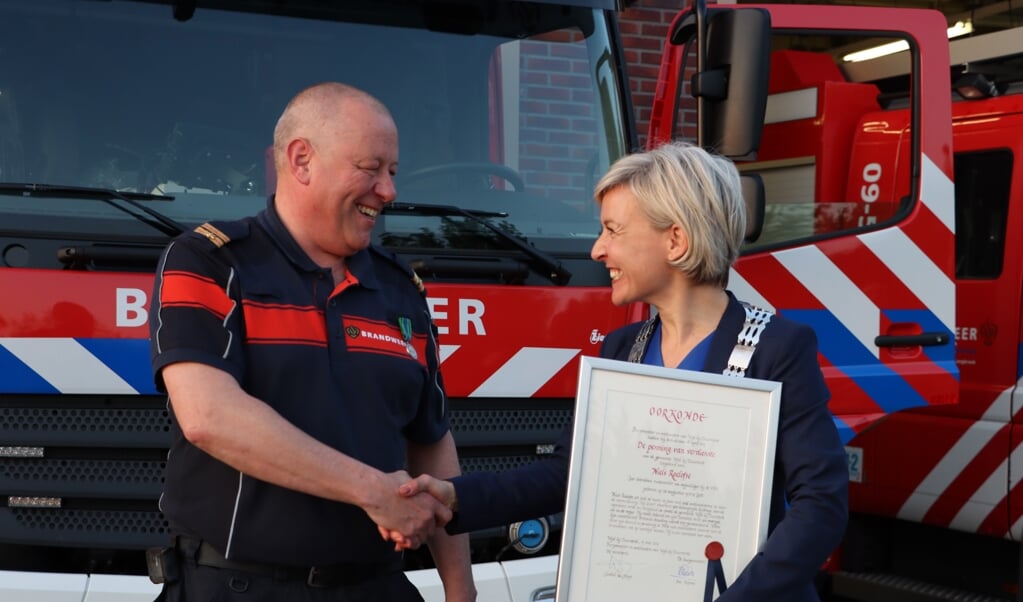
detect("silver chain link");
top-left (723, 303), bottom-right (773, 378)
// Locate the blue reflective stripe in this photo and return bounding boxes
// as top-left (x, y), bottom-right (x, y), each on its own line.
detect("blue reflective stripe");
top-left (0, 339), bottom-right (154, 395)
top-left (833, 415), bottom-right (856, 445)
top-left (881, 309), bottom-right (957, 372)
top-left (0, 344), bottom-right (60, 394)
top-left (784, 309), bottom-right (928, 414)
top-left (78, 338), bottom-right (157, 395)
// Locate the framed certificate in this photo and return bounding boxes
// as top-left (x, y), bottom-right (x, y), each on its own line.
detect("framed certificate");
top-left (555, 356), bottom-right (782, 602)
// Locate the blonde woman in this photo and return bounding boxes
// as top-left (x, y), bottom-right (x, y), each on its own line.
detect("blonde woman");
top-left (399, 141), bottom-right (847, 601)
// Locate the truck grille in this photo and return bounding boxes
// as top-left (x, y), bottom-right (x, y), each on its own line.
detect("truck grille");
top-left (0, 406), bottom-right (170, 446)
top-left (7, 508), bottom-right (169, 544)
top-left (0, 397), bottom-right (571, 550)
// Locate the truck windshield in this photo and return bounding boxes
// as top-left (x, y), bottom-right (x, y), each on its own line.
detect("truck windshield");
top-left (0, 0), bottom-right (628, 283)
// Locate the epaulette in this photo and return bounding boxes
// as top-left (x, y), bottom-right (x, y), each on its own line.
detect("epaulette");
top-left (370, 244), bottom-right (428, 297)
top-left (190, 220), bottom-right (250, 249)
top-left (411, 270), bottom-right (426, 295)
top-left (194, 222), bottom-right (231, 247)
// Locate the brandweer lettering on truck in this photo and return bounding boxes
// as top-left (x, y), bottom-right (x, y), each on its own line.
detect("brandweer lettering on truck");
top-left (116, 287), bottom-right (488, 335)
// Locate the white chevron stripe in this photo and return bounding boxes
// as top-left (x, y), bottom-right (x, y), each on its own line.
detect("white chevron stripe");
top-left (727, 269), bottom-right (775, 313)
top-left (948, 451), bottom-right (1012, 533)
top-left (0, 338), bottom-right (138, 394)
top-left (985, 382), bottom-right (1015, 422)
top-left (470, 347), bottom-right (579, 398)
top-left (438, 344), bottom-right (460, 364)
top-left (1007, 380), bottom-right (1023, 539)
top-left (1011, 514), bottom-right (1023, 541)
top-left (858, 227), bottom-right (955, 332)
top-left (896, 381), bottom-right (1014, 523)
top-left (920, 152), bottom-right (955, 234)
top-left (896, 420), bottom-right (1003, 522)
top-left (773, 245), bottom-right (879, 358)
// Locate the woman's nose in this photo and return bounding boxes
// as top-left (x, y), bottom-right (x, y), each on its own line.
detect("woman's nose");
top-left (590, 234), bottom-right (606, 262)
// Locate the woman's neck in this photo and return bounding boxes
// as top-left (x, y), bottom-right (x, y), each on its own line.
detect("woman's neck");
top-left (652, 285), bottom-right (728, 367)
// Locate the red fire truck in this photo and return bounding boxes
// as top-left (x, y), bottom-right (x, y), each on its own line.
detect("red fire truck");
top-left (0, 1), bottom-right (639, 599)
top-left (652, 3), bottom-right (1022, 600)
top-left (0, 0), bottom-right (1009, 600)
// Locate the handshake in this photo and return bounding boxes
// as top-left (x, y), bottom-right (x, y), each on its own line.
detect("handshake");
top-left (369, 471), bottom-right (459, 551)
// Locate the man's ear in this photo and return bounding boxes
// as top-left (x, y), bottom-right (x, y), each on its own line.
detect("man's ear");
top-left (666, 223), bottom-right (688, 262)
top-left (286, 138), bottom-right (313, 185)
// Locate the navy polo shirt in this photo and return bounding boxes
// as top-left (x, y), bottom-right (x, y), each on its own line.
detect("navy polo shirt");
top-left (150, 196), bottom-right (450, 566)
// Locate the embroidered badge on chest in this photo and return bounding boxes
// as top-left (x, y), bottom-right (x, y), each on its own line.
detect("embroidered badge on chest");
top-left (340, 316), bottom-right (421, 362)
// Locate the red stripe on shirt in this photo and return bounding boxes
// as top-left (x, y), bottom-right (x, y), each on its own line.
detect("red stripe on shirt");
top-left (343, 316), bottom-right (428, 367)
top-left (243, 301), bottom-right (327, 346)
top-left (160, 270), bottom-right (235, 320)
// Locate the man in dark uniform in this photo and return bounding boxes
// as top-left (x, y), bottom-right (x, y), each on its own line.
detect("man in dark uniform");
top-left (149, 82), bottom-right (475, 601)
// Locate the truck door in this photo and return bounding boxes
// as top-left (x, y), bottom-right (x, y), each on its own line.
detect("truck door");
top-left (918, 126), bottom-right (1020, 540)
top-left (936, 110), bottom-right (1023, 540)
top-left (650, 5), bottom-right (958, 447)
top-left (848, 113), bottom-right (1021, 541)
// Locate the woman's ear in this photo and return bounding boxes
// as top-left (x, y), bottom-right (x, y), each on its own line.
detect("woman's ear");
top-left (666, 223), bottom-right (688, 262)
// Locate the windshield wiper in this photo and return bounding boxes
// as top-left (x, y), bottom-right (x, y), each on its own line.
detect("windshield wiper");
top-left (383, 201), bottom-right (571, 285)
top-left (0, 183), bottom-right (186, 237)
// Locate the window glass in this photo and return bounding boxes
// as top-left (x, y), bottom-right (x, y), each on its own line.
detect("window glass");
top-left (670, 29), bottom-right (918, 250)
top-left (955, 150), bottom-right (1011, 279)
top-left (0, 0), bottom-right (626, 281)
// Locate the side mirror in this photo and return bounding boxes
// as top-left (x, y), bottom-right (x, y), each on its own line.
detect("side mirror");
top-left (741, 174), bottom-right (764, 243)
top-left (686, 8), bottom-right (772, 159)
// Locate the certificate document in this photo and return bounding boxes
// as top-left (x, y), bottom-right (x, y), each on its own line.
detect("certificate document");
top-left (556, 356), bottom-right (781, 602)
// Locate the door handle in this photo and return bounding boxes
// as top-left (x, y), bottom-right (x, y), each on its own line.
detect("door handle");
top-left (875, 332), bottom-right (951, 347)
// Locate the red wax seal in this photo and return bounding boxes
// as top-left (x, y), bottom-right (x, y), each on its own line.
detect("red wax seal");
top-left (705, 541), bottom-right (724, 561)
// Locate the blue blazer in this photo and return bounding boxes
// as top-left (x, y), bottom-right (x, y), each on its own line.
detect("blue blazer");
top-left (447, 292), bottom-right (848, 601)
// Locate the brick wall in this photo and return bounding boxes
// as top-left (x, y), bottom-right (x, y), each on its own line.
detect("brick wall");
top-left (618, 1), bottom-right (680, 149)
top-left (517, 34), bottom-right (598, 205)
top-left (513, 2), bottom-right (705, 196)
top-left (619, 1), bottom-right (725, 149)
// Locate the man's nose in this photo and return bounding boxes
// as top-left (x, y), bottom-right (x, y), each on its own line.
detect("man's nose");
top-left (376, 174), bottom-right (397, 203)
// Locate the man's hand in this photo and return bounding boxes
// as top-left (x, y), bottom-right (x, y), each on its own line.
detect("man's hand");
top-left (364, 470), bottom-right (452, 550)
top-left (400, 473), bottom-right (457, 511)
top-left (380, 474), bottom-right (459, 550)
top-left (377, 473), bottom-right (459, 550)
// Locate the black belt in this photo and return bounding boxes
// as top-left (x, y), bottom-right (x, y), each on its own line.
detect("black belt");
top-left (176, 537), bottom-right (400, 588)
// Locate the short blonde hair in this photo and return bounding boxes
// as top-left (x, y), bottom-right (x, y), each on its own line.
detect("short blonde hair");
top-left (594, 141), bottom-right (745, 286)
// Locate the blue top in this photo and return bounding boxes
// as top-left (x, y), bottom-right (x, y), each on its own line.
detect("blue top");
top-left (150, 196), bottom-right (449, 566)
top-left (446, 292), bottom-right (847, 602)
top-left (641, 322), bottom-right (714, 370)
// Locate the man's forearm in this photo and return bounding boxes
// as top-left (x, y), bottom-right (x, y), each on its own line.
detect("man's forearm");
top-left (166, 362), bottom-right (379, 503)
top-left (408, 432), bottom-right (476, 601)
top-left (428, 528), bottom-right (475, 601)
top-left (165, 362), bottom-right (448, 545)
